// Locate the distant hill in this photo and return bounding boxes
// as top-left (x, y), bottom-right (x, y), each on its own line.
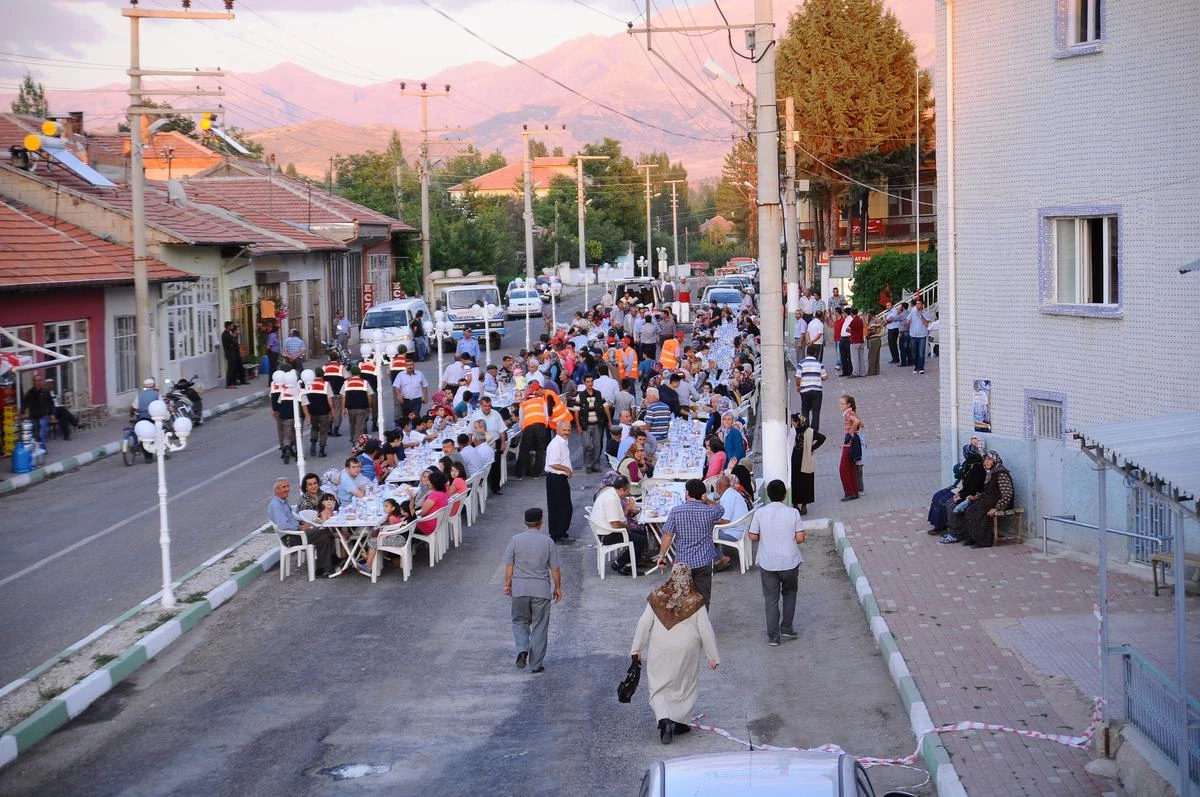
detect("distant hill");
top-left (4, 0), bottom-right (933, 180)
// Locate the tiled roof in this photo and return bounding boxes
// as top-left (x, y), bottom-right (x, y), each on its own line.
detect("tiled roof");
top-left (0, 197), bottom-right (191, 290)
top-left (448, 156), bottom-right (576, 194)
top-left (87, 130), bottom-right (225, 164)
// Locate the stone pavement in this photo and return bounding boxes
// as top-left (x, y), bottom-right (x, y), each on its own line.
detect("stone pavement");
top-left (797, 346), bottom-right (1199, 796)
top-left (0, 378), bottom-right (269, 495)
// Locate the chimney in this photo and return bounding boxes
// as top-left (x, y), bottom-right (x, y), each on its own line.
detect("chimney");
top-left (69, 111), bottom-right (84, 135)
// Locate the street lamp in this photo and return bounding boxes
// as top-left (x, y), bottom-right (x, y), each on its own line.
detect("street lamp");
top-left (432, 311), bottom-right (455, 390)
top-left (512, 278), bottom-right (532, 351)
top-left (278, 370), bottom-right (308, 479)
top-left (483, 302), bottom-right (498, 366)
top-left (358, 328), bottom-right (402, 442)
top-left (134, 398), bottom-right (192, 609)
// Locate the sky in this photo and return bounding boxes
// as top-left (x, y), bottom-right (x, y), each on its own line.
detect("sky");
top-left (0, 0), bottom-right (646, 91)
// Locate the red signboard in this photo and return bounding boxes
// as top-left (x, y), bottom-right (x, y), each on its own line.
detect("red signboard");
top-left (817, 251), bottom-right (873, 267)
top-left (391, 281), bottom-right (406, 300)
top-left (362, 283), bottom-right (375, 315)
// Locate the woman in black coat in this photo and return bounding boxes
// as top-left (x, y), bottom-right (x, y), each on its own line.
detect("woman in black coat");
top-left (789, 414), bottom-right (826, 514)
top-left (928, 440), bottom-right (984, 535)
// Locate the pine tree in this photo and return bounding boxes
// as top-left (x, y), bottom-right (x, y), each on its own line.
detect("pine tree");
top-left (11, 72), bottom-right (49, 118)
top-left (776, 0), bottom-right (932, 250)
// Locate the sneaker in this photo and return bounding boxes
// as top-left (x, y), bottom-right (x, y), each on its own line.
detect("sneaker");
top-left (530, 666), bottom-right (545, 674)
top-left (515, 651), bottom-right (528, 669)
top-left (937, 533), bottom-right (961, 545)
top-left (768, 638), bottom-right (780, 647)
top-left (780, 631), bottom-right (798, 640)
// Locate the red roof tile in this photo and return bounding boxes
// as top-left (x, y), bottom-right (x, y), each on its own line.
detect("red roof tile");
top-left (448, 156), bottom-right (575, 195)
top-left (0, 197), bottom-right (192, 290)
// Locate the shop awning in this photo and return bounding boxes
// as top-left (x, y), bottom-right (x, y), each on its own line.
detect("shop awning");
top-left (1069, 413), bottom-right (1200, 510)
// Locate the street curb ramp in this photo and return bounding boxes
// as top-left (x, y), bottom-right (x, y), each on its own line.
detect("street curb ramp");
top-left (832, 520), bottom-right (969, 797)
top-left (0, 542), bottom-right (280, 771)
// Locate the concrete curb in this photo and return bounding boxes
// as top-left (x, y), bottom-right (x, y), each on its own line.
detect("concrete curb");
top-left (0, 390), bottom-right (267, 496)
top-left (831, 520), bottom-right (969, 797)
top-left (0, 534), bottom-right (279, 771)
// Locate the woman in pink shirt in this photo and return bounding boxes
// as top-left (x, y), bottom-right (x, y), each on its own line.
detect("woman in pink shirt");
top-left (417, 468), bottom-right (449, 534)
top-left (705, 436), bottom-right (727, 479)
top-left (445, 459), bottom-right (468, 517)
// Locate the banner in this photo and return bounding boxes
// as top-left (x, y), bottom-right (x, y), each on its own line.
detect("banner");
top-left (391, 281), bottom-right (406, 300)
top-left (972, 379), bottom-right (992, 432)
top-left (362, 283), bottom-right (375, 315)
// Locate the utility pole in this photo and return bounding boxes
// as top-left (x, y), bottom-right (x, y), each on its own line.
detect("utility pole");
top-left (400, 82), bottom-right (450, 302)
top-left (752, 0), bottom-right (787, 485)
top-left (636, 163), bottom-right (656, 274)
top-left (783, 96), bottom-right (800, 310)
top-left (664, 179), bottom-right (686, 270)
top-left (914, 63), bottom-right (921, 297)
top-left (520, 123), bottom-right (568, 282)
top-left (574, 154), bottom-right (608, 310)
top-left (125, 2), bottom-right (231, 386)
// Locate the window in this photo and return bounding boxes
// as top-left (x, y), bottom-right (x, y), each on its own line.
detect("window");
top-left (368, 253), bottom-right (392, 301)
top-left (166, 278), bottom-right (218, 362)
top-left (1055, 0), bottom-right (1104, 57)
top-left (114, 315), bottom-right (138, 394)
top-left (43, 320), bottom-right (90, 407)
top-left (1053, 215), bottom-right (1118, 305)
top-left (230, 286), bottom-right (255, 360)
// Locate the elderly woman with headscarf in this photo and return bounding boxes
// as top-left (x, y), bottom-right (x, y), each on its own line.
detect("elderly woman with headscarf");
top-left (789, 414), bottom-right (826, 515)
top-left (716, 412), bottom-right (747, 470)
top-left (930, 438), bottom-right (986, 538)
top-left (631, 564), bottom-right (720, 745)
top-left (957, 452), bottom-right (1014, 548)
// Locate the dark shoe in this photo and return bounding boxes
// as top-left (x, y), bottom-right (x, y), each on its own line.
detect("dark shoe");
top-left (309, 443), bottom-right (317, 457)
top-left (516, 651), bottom-right (528, 669)
top-left (492, 489), bottom-right (503, 496)
top-left (658, 719), bottom-right (674, 745)
top-left (768, 638), bottom-right (780, 647)
top-left (319, 447), bottom-right (326, 458)
top-left (798, 505), bottom-right (808, 515)
top-left (840, 495), bottom-right (859, 502)
top-left (927, 528), bottom-right (946, 536)
top-left (530, 666), bottom-right (545, 674)
top-left (673, 722), bottom-right (691, 735)
top-left (780, 630), bottom-right (798, 640)
top-left (553, 537), bottom-right (573, 545)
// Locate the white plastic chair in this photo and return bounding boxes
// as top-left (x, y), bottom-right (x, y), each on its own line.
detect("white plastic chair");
top-left (369, 519), bottom-right (417, 583)
top-left (588, 516), bottom-right (637, 580)
top-left (702, 475), bottom-right (722, 494)
top-left (446, 490), bottom-right (468, 548)
top-left (465, 471), bottom-right (487, 525)
top-left (606, 453), bottom-right (620, 471)
top-left (411, 504), bottom-right (452, 566)
top-left (713, 506), bottom-right (758, 574)
top-left (271, 521), bottom-right (315, 582)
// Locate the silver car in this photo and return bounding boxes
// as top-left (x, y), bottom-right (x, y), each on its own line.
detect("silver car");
top-left (638, 750), bottom-right (917, 797)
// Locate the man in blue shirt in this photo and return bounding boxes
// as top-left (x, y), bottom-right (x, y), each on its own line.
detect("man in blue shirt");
top-left (267, 478), bottom-right (337, 577)
top-left (641, 388), bottom-right (672, 441)
top-left (337, 458), bottom-right (373, 505)
top-left (906, 298), bottom-right (933, 374)
top-left (655, 478), bottom-right (729, 608)
top-left (456, 328), bottom-right (481, 364)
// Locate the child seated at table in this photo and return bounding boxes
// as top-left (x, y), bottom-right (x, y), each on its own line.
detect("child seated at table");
top-left (317, 493), bottom-right (339, 523)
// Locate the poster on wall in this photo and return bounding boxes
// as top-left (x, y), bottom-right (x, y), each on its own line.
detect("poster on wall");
top-left (972, 379), bottom-right (992, 432)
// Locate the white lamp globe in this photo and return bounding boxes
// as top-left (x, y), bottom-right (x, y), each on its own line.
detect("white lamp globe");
top-left (281, 371), bottom-right (299, 387)
top-left (300, 368), bottom-right (317, 385)
top-left (134, 419), bottom-right (157, 444)
top-left (148, 399), bottom-right (169, 421)
top-left (272, 370), bottom-right (287, 384)
top-left (384, 342), bottom-right (399, 358)
top-left (434, 309), bottom-right (445, 322)
top-left (359, 342), bottom-right (373, 359)
top-left (172, 415), bottom-right (193, 440)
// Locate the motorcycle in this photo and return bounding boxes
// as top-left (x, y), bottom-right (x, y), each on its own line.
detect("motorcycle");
top-left (323, 338), bottom-right (356, 367)
top-left (164, 375), bottom-right (204, 426)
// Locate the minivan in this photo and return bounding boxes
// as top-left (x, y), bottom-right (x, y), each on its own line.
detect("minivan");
top-left (361, 297), bottom-right (432, 353)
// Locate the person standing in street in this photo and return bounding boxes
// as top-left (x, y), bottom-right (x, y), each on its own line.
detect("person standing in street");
top-left (630, 563), bottom-right (720, 745)
top-left (907, 298), bottom-right (933, 374)
top-left (503, 507), bottom-right (563, 674)
top-left (791, 309), bottom-right (807, 367)
top-left (838, 395), bottom-right (863, 501)
top-left (283, 329), bottom-right (306, 372)
top-left (789, 414), bottom-right (825, 516)
top-left (655, 479), bottom-right (728, 608)
top-left (341, 367), bottom-right (374, 442)
top-left (514, 381), bottom-right (548, 479)
top-left (794, 345), bottom-right (828, 432)
top-left (884, 301), bottom-right (902, 364)
top-left (392, 360), bottom-right (429, 421)
top-left (456, 327), bottom-right (481, 365)
top-left (265, 321), bottom-right (281, 377)
top-left (848, 308), bottom-right (867, 378)
top-left (544, 421), bottom-right (575, 544)
top-left (304, 371), bottom-right (333, 458)
top-left (805, 310), bottom-right (825, 364)
top-left (222, 321), bottom-right (240, 388)
top-left (472, 396), bottom-right (507, 495)
top-left (334, 310), bottom-right (351, 352)
top-left (322, 357), bottom-right (346, 437)
top-left (747, 480), bottom-right (807, 646)
top-left (574, 374), bottom-right (610, 473)
top-left (896, 301), bottom-right (911, 368)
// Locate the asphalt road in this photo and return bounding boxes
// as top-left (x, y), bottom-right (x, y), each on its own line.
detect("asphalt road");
top-left (0, 289), bottom-right (588, 687)
top-left (2, 468), bottom-right (932, 796)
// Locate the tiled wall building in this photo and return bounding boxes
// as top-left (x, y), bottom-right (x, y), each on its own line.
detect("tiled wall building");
top-left (935, 0), bottom-right (1200, 556)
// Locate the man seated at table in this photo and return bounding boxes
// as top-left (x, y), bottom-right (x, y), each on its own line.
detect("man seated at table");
top-left (715, 475), bottom-right (751, 541)
top-left (268, 478), bottom-right (337, 578)
top-left (458, 432), bottom-right (484, 476)
top-left (337, 458), bottom-right (373, 505)
top-left (442, 437), bottom-right (466, 471)
top-left (641, 388), bottom-right (672, 441)
top-left (592, 475), bottom-right (650, 576)
top-left (471, 432), bottom-right (495, 472)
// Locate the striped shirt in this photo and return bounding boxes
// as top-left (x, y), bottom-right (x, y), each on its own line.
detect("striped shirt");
top-left (796, 357), bottom-right (827, 393)
top-left (662, 500), bottom-right (724, 568)
top-left (643, 401), bottom-right (672, 440)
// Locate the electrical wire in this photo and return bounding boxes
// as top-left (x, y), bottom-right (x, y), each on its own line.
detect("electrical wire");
top-left (568, 0), bottom-right (631, 25)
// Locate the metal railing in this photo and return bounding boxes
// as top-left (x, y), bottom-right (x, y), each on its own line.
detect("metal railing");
top-left (1119, 644), bottom-right (1200, 791)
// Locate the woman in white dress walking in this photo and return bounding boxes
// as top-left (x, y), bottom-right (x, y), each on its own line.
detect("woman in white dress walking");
top-left (630, 563), bottom-right (720, 745)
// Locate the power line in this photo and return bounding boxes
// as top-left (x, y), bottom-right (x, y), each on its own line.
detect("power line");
top-left (568, 0), bottom-right (631, 25)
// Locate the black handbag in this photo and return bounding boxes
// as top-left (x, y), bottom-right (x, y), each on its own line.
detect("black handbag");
top-left (617, 655), bottom-right (641, 703)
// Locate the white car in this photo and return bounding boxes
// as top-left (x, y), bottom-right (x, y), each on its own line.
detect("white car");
top-left (506, 288), bottom-right (543, 318)
top-left (639, 750), bottom-right (916, 797)
top-left (699, 286), bottom-right (745, 311)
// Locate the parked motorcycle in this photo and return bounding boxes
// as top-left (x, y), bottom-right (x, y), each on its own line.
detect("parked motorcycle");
top-left (164, 375), bottom-right (204, 426)
top-left (322, 338), bottom-right (356, 367)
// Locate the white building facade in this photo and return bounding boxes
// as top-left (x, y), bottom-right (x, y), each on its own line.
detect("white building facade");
top-left (935, 0), bottom-right (1200, 557)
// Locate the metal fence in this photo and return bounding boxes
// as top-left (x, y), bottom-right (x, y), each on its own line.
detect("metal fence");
top-left (1120, 644), bottom-right (1199, 790)
top-left (1132, 485), bottom-right (1174, 564)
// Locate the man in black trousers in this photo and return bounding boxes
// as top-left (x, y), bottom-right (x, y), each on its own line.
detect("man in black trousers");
top-left (543, 421), bottom-right (575, 544)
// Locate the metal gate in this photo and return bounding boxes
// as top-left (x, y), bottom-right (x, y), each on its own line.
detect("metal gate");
top-left (1131, 484), bottom-right (1173, 564)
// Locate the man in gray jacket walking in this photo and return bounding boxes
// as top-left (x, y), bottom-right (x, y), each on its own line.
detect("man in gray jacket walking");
top-left (503, 508), bottom-right (563, 674)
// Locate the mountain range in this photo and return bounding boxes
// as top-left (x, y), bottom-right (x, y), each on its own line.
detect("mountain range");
top-left (5, 1), bottom-right (933, 181)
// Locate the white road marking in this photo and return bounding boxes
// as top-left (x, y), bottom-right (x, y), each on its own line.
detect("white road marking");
top-left (0, 446), bottom-right (279, 589)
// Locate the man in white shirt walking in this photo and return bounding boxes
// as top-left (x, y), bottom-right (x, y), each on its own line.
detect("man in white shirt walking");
top-left (747, 480), bottom-right (806, 646)
top-left (392, 360), bottom-right (429, 421)
top-left (794, 345), bottom-right (829, 432)
top-left (805, 313), bottom-right (825, 364)
top-left (544, 421), bottom-right (575, 544)
top-left (792, 310), bottom-right (807, 367)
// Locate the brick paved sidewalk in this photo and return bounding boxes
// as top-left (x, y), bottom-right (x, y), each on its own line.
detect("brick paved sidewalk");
top-left (795, 346), bottom-right (1198, 796)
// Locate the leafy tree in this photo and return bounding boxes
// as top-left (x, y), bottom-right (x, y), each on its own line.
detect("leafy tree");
top-left (777, 0), bottom-right (932, 250)
top-left (527, 139), bottom-right (549, 158)
top-left (714, 137), bottom-right (757, 243)
top-left (11, 72), bottom-right (48, 118)
top-left (333, 131), bottom-right (409, 218)
top-left (284, 162), bottom-right (298, 178)
top-left (214, 125), bottom-right (263, 159)
top-left (849, 249), bottom-right (936, 312)
top-left (118, 98), bottom-right (196, 136)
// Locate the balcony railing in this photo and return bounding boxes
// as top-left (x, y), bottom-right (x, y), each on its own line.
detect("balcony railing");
top-left (797, 213), bottom-right (937, 244)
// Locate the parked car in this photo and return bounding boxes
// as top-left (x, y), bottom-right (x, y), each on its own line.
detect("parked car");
top-left (716, 274), bottom-right (754, 292)
top-left (535, 274), bottom-right (562, 298)
top-left (638, 750), bottom-right (917, 797)
top-left (506, 288), bottom-right (544, 319)
top-left (699, 286), bottom-right (746, 311)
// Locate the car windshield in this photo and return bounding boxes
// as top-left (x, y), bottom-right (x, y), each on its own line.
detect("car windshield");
top-left (362, 309), bottom-right (409, 328)
top-left (447, 288), bottom-right (500, 310)
top-left (510, 290), bottom-right (538, 301)
top-left (708, 290), bottom-right (741, 304)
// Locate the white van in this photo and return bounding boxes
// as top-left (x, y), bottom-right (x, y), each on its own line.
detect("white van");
top-left (609, 277), bottom-right (662, 308)
top-left (361, 297), bottom-right (432, 355)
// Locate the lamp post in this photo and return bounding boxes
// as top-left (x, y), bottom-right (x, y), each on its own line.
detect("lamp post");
top-left (278, 370), bottom-right (308, 479)
top-left (432, 311), bottom-right (455, 390)
top-left (358, 329), bottom-right (402, 442)
top-left (512, 278), bottom-right (532, 351)
top-left (483, 303), bottom-right (498, 366)
top-left (134, 398), bottom-right (192, 609)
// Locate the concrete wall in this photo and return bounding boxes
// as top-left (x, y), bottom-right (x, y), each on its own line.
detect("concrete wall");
top-left (935, 1), bottom-right (1200, 553)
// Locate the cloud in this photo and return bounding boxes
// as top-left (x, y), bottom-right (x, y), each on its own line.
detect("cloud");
top-left (0, 3), bottom-right (95, 60)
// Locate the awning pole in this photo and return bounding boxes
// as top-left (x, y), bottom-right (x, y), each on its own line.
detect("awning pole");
top-left (1096, 458), bottom-right (1110, 727)
top-left (1173, 506), bottom-right (1190, 797)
